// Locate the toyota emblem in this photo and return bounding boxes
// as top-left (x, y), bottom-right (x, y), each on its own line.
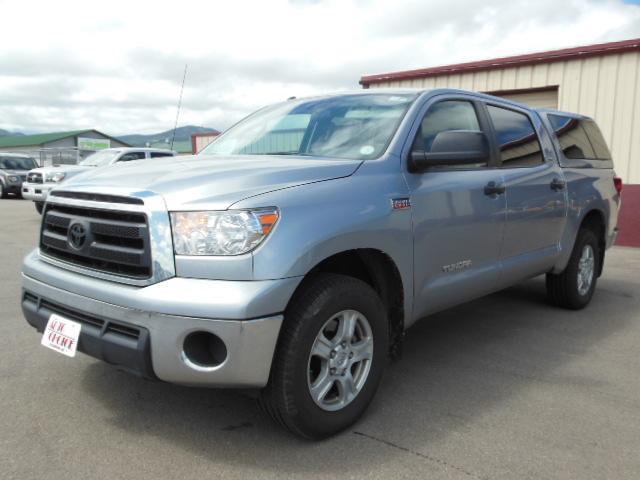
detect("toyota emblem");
top-left (68, 223), bottom-right (87, 250)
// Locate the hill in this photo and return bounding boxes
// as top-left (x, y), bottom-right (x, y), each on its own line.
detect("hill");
top-left (118, 125), bottom-right (219, 147)
top-left (0, 129), bottom-right (23, 137)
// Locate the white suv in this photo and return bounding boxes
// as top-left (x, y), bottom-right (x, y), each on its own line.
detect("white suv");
top-left (22, 147), bottom-right (176, 213)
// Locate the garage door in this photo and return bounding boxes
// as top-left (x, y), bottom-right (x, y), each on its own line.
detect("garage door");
top-left (490, 88), bottom-right (559, 109)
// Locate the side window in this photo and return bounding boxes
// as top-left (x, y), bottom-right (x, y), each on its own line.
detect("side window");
top-left (548, 114), bottom-right (611, 160)
top-left (118, 152), bottom-right (147, 162)
top-left (487, 105), bottom-right (544, 167)
top-left (412, 100), bottom-right (486, 168)
top-left (150, 152), bottom-right (174, 158)
top-left (582, 120), bottom-right (611, 160)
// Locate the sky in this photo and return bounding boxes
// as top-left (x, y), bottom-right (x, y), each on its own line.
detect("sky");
top-left (1, 0), bottom-right (639, 136)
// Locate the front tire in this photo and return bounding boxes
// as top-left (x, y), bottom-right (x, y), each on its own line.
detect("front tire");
top-left (260, 273), bottom-right (387, 439)
top-left (546, 228), bottom-right (600, 309)
top-left (0, 183), bottom-right (6, 199)
top-left (35, 202), bottom-right (44, 214)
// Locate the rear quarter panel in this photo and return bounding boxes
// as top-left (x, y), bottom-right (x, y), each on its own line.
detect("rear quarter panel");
top-left (538, 113), bottom-right (621, 273)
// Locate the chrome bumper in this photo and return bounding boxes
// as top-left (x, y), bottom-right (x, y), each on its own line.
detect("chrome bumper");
top-left (22, 183), bottom-right (52, 201)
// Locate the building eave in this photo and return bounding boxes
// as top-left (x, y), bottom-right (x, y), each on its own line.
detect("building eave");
top-left (360, 37), bottom-right (640, 87)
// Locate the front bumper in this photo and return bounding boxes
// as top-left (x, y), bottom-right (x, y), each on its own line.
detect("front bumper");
top-left (4, 181), bottom-right (23, 194)
top-left (21, 250), bottom-right (302, 387)
top-left (22, 182), bottom-right (52, 201)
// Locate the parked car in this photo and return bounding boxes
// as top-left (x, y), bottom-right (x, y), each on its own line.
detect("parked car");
top-left (22, 147), bottom-right (176, 213)
top-left (0, 153), bottom-right (38, 199)
top-left (21, 90), bottom-right (621, 439)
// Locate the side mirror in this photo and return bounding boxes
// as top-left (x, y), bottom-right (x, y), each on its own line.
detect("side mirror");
top-left (410, 130), bottom-right (489, 171)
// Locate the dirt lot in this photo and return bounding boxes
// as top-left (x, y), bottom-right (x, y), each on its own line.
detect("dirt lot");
top-left (1, 197), bottom-right (639, 480)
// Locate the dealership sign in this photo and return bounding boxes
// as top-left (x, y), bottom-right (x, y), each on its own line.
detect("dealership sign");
top-left (77, 137), bottom-right (110, 150)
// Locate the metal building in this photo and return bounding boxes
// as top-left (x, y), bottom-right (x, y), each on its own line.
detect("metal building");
top-left (0, 129), bottom-right (130, 166)
top-left (191, 132), bottom-right (220, 154)
top-left (360, 38), bottom-right (640, 185)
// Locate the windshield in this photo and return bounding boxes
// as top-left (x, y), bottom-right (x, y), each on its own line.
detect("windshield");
top-left (79, 150), bottom-right (120, 167)
top-left (0, 156), bottom-right (37, 170)
top-left (202, 93), bottom-right (417, 160)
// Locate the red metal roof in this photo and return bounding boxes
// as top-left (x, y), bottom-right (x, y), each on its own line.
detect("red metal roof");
top-left (360, 37), bottom-right (640, 87)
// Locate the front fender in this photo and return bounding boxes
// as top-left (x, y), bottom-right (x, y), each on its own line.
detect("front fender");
top-left (234, 162), bottom-right (414, 320)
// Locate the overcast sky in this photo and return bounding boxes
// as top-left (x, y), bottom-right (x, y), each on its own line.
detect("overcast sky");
top-left (1, 0), bottom-right (639, 135)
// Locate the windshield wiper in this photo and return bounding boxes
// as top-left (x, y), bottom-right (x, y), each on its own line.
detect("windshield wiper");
top-left (262, 152), bottom-right (301, 155)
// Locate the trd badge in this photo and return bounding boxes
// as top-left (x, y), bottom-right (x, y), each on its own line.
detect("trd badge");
top-left (391, 198), bottom-right (411, 210)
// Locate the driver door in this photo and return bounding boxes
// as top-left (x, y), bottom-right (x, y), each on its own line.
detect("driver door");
top-left (403, 96), bottom-right (506, 319)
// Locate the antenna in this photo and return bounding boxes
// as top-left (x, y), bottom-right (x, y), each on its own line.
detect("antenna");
top-left (171, 64), bottom-right (188, 150)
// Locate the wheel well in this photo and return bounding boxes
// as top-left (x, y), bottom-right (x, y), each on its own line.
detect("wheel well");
top-left (580, 209), bottom-right (606, 277)
top-left (297, 249), bottom-right (405, 360)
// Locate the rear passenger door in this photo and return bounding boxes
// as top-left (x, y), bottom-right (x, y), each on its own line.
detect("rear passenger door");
top-left (485, 103), bottom-right (567, 280)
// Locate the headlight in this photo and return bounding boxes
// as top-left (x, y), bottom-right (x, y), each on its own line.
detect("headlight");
top-left (45, 172), bottom-right (66, 183)
top-left (8, 175), bottom-right (19, 182)
top-left (170, 209), bottom-right (279, 256)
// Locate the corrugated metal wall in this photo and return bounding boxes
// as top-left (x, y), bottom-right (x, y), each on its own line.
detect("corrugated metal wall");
top-left (193, 134), bottom-right (219, 154)
top-left (372, 51), bottom-right (640, 183)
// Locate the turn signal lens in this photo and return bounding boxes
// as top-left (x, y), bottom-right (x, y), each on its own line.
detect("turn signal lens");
top-left (257, 212), bottom-right (279, 235)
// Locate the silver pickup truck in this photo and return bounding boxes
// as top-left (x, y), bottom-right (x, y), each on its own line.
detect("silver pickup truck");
top-left (21, 90), bottom-right (621, 439)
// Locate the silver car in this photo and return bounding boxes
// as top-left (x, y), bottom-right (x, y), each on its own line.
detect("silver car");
top-left (0, 153), bottom-right (37, 198)
top-left (22, 147), bottom-right (176, 213)
top-left (21, 90), bottom-right (620, 438)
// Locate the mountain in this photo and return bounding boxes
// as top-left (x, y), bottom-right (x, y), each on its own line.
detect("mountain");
top-left (0, 128), bottom-right (24, 137)
top-left (118, 125), bottom-right (219, 147)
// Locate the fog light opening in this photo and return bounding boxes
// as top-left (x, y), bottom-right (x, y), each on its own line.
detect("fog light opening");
top-left (182, 331), bottom-right (227, 369)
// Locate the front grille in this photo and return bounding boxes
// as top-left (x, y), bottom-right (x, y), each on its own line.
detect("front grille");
top-left (40, 202), bottom-right (152, 279)
top-left (27, 172), bottom-right (43, 184)
top-left (49, 190), bottom-right (144, 205)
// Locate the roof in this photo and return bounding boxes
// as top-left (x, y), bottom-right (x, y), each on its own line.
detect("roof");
top-left (360, 37), bottom-right (640, 87)
top-left (95, 147), bottom-right (177, 153)
top-left (0, 152), bottom-right (35, 158)
top-left (0, 129), bottom-right (132, 148)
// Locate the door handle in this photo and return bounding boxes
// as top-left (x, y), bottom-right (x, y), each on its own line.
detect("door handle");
top-left (550, 178), bottom-right (566, 191)
top-left (484, 181), bottom-right (506, 196)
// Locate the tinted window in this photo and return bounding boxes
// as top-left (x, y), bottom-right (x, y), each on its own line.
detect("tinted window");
top-left (0, 156), bottom-right (37, 170)
top-left (549, 114), bottom-right (610, 160)
top-left (418, 101), bottom-right (480, 150)
top-left (487, 105), bottom-right (543, 167)
top-left (150, 152), bottom-right (174, 158)
top-left (413, 100), bottom-right (485, 168)
top-left (118, 152), bottom-right (147, 162)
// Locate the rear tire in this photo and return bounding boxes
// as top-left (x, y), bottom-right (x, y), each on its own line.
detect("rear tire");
top-left (546, 228), bottom-right (600, 309)
top-left (259, 273), bottom-right (387, 439)
top-left (35, 202), bottom-right (44, 214)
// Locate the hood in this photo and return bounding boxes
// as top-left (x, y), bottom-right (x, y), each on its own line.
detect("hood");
top-left (32, 164), bottom-right (93, 176)
top-left (62, 155), bottom-right (362, 210)
top-left (1, 169), bottom-right (30, 176)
